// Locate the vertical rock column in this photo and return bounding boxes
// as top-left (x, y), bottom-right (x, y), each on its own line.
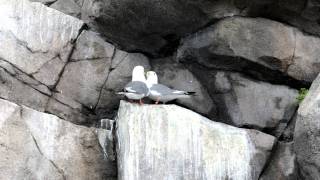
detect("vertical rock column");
top-left (116, 101), bottom-right (275, 180)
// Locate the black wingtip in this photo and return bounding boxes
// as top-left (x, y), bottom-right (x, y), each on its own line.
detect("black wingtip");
top-left (185, 91), bottom-right (196, 95)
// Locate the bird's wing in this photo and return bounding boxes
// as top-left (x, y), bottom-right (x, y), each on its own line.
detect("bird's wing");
top-left (124, 81), bottom-right (149, 95)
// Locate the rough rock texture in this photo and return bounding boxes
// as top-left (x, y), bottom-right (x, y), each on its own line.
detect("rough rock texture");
top-left (177, 17), bottom-right (320, 83)
top-left (116, 101), bottom-right (276, 180)
top-left (260, 142), bottom-right (297, 180)
top-left (0, 98), bottom-right (116, 179)
top-left (95, 50), bottom-right (150, 117)
top-left (294, 74), bottom-right (320, 180)
top-left (186, 66), bottom-right (298, 133)
top-left (0, 0), bottom-right (84, 87)
top-left (0, 0), bottom-right (152, 123)
top-left (0, 67), bottom-right (49, 112)
top-left (50, 0), bottom-right (81, 18)
top-left (151, 57), bottom-right (216, 116)
top-left (42, 0), bottom-right (320, 56)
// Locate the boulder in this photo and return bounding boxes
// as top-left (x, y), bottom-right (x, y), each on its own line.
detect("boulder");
top-left (260, 142), bottom-right (297, 180)
top-left (0, 0), bottom-right (84, 87)
top-left (46, 0), bottom-right (282, 55)
top-left (116, 101), bottom-right (276, 180)
top-left (294, 74), bottom-right (320, 180)
top-left (186, 66), bottom-right (298, 134)
top-left (47, 29), bottom-right (150, 120)
top-left (177, 17), bottom-right (320, 83)
top-left (0, 98), bottom-right (116, 179)
top-left (0, 67), bottom-right (49, 112)
top-left (150, 57), bottom-right (216, 117)
top-left (95, 50), bottom-right (150, 118)
top-left (54, 30), bottom-right (115, 109)
top-left (50, 0), bottom-right (81, 18)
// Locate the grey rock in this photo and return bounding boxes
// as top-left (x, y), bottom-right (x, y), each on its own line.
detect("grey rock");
top-left (0, 59), bottom-right (52, 96)
top-left (177, 17), bottom-right (320, 82)
top-left (0, 98), bottom-right (116, 179)
top-left (97, 119), bottom-right (116, 161)
top-left (0, 67), bottom-right (49, 112)
top-left (187, 66), bottom-right (298, 133)
top-left (294, 73), bottom-right (320, 180)
top-left (260, 142), bottom-right (297, 180)
top-left (50, 0), bottom-right (81, 18)
top-left (280, 113), bottom-right (297, 141)
top-left (116, 101), bottom-right (275, 180)
top-left (29, 0), bottom-right (57, 4)
top-left (151, 57), bottom-right (216, 116)
top-left (42, 0), bottom-right (320, 56)
top-left (52, 0), bottom-right (279, 55)
top-left (264, 0), bottom-right (320, 38)
top-left (95, 50), bottom-right (150, 117)
top-left (45, 98), bottom-right (90, 124)
top-left (0, 0), bottom-right (84, 87)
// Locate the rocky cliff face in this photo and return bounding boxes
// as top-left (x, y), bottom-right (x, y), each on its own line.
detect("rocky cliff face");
top-left (1, 0), bottom-right (320, 179)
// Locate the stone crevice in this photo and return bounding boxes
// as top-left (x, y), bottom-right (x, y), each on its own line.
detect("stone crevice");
top-left (30, 132), bottom-right (67, 180)
top-left (0, 66), bottom-right (52, 97)
top-left (93, 47), bottom-right (117, 110)
top-left (0, 58), bottom-right (51, 90)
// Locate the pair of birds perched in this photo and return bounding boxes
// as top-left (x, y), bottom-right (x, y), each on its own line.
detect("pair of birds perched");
top-left (117, 66), bottom-right (195, 104)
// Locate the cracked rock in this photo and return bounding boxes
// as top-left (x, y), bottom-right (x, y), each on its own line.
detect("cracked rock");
top-left (0, 98), bottom-right (116, 179)
top-left (260, 142), bottom-right (297, 180)
top-left (117, 101), bottom-right (275, 180)
top-left (187, 66), bottom-right (298, 134)
top-left (95, 50), bottom-right (150, 118)
top-left (294, 73), bottom-right (320, 180)
top-left (0, 68), bottom-right (49, 111)
top-left (150, 57), bottom-right (216, 117)
top-left (177, 17), bottom-right (320, 83)
top-left (0, 0), bottom-right (84, 87)
top-left (55, 30), bottom-right (114, 109)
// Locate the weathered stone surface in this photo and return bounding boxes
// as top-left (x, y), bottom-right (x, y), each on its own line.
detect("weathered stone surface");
top-left (260, 142), bottom-right (297, 180)
top-left (177, 17), bottom-right (320, 82)
top-left (0, 98), bottom-right (116, 179)
top-left (117, 101), bottom-right (275, 180)
top-left (0, 0), bottom-right (84, 87)
top-left (187, 67), bottom-right (298, 133)
top-left (95, 50), bottom-right (150, 118)
top-left (0, 59), bottom-right (52, 96)
top-left (294, 74), bottom-right (320, 180)
top-left (151, 57), bottom-right (216, 116)
top-left (0, 68), bottom-right (49, 112)
top-left (49, 0), bottom-right (281, 55)
top-left (55, 30), bottom-right (115, 109)
top-left (40, 0), bottom-right (320, 57)
top-left (50, 0), bottom-right (81, 18)
top-left (30, 0), bottom-right (57, 4)
top-left (45, 98), bottom-right (90, 124)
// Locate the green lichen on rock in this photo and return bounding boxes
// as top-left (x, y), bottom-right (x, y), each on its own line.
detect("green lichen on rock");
top-left (296, 88), bottom-right (308, 104)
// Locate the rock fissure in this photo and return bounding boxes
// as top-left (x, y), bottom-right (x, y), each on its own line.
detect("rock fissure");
top-left (0, 66), bottom-right (51, 97)
top-left (30, 132), bottom-right (66, 180)
top-left (93, 48), bottom-right (117, 110)
top-left (0, 57), bottom-right (51, 89)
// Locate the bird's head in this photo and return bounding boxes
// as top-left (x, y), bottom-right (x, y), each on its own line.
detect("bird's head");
top-left (132, 65), bottom-right (146, 82)
top-left (146, 71), bottom-right (158, 85)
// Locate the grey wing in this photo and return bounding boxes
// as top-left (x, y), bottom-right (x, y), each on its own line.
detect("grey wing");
top-left (150, 84), bottom-right (177, 95)
top-left (124, 81), bottom-right (149, 95)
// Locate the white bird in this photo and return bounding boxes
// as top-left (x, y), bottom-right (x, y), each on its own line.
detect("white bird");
top-left (117, 66), bottom-right (149, 104)
top-left (146, 71), bottom-right (195, 104)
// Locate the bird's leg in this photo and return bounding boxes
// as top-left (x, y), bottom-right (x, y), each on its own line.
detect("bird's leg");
top-left (155, 98), bottom-right (160, 105)
top-left (139, 99), bottom-right (144, 105)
